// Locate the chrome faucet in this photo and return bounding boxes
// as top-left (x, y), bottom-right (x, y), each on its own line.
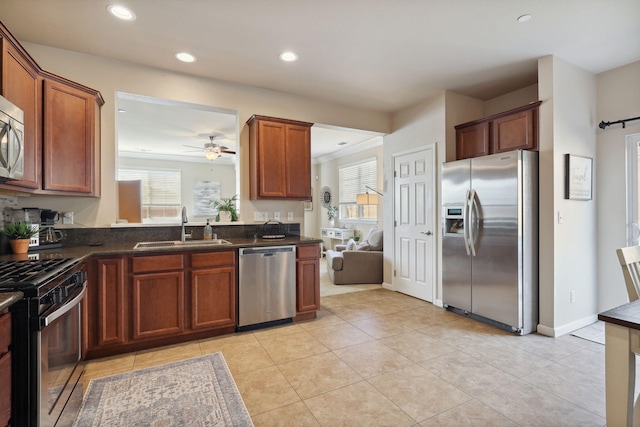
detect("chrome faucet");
top-left (181, 206), bottom-right (191, 242)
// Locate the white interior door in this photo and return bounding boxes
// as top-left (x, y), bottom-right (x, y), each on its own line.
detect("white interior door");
top-left (393, 145), bottom-right (435, 301)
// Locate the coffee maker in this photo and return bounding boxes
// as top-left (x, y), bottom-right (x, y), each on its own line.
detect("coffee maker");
top-left (39, 209), bottom-right (63, 248)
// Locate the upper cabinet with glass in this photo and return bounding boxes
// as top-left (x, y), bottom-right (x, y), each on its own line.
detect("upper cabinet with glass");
top-left (116, 92), bottom-right (239, 224)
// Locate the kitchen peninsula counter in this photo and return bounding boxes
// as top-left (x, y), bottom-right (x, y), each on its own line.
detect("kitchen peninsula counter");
top-left (0, 234), bottom-right (324, 359)
top-left (0, 236), bottom-right (322, 261)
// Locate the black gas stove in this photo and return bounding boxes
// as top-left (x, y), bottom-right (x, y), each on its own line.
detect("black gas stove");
top-left (0, 258), bottom-right (79, 296)
top-left (3, 257), bottom-right (87, 426)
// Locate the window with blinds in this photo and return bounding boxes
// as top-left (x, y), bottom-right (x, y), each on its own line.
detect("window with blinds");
top-left (117, 168), bottom-right (181, 221)
top-left (338, 158), bottom-right (378, 221)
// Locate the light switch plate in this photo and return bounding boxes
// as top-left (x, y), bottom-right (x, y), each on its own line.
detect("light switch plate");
top-left (287, 212), bottom-right (293, 221)
top-left (274, 212), bottom-right (281, 220)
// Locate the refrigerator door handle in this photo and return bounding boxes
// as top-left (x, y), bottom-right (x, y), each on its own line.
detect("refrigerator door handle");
top-left (463, 189), bottom-right (471, 255)
top-left (468, 189), bottom-right (477, 257)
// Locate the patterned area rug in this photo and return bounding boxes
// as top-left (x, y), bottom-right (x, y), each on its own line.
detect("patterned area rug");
top-left (73, 352), bottom-right (253, 426)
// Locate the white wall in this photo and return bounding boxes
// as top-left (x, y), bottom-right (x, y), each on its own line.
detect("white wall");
top-left (484, 85), bottom-right (539, 117)
top-left (537, 56), bottom-right (598, 336)
top-left (15, 42), bottom-right (390, 228)
top-left (596, 61), bottom-right (640, 311)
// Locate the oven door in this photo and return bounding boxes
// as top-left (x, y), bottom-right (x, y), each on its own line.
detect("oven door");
top-left (39, 282), bottom-right (86, 427)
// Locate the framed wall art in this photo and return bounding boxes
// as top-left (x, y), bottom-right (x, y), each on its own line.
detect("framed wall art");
top-left (565, 154), bottom-right (593, 200)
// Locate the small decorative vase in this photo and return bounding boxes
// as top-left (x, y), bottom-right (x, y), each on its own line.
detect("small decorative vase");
top-left (219, 211), bottom-right (232, 222)
top-left (328, 219), bottom-right (335, 227)
top-left (9, 239), bottom-right (30, 254)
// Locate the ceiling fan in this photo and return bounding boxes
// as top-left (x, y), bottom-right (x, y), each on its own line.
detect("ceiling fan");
top-left (183, 136), bottom-right (236, 160)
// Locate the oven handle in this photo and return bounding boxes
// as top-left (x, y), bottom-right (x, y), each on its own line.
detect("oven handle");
top-left (41, 282), bottom-right (87, 328)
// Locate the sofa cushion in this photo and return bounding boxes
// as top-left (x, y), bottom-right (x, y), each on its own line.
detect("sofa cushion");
top-left (346, 239), bottom-right (357, 251)
top-left (365, 228), bottom-right (383, 251)
top-left (356, 242), bottom-right (371, 251)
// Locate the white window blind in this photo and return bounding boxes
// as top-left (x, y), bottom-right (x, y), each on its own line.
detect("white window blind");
top-left (338, 159), bottom-right (378, 221)
top-left (117, 168), bottom-right (181, 221)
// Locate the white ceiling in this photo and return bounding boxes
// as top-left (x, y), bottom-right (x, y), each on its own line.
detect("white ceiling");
top-left (2, 0), bottom-right (639, 159)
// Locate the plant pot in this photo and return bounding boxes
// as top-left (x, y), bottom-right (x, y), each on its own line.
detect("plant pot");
top-left (9, 239), bottom-right (30, 254)
top-left (219, 211), bottom-right (232, 222)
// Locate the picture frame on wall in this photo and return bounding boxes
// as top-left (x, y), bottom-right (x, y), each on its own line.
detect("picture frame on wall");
top-left (565, 154), bottom-right (593, 200)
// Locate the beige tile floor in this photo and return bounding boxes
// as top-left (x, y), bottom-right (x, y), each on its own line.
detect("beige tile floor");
top-left (82, 284), bottom-right (609, 426)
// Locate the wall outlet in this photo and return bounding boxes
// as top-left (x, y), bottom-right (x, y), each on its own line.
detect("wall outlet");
top-left (274, 212), bottom-right (281, 221)
top-left (253, 211), bottom-right (268, 222)
top-left (287, 212), bottom-right (293, 221)
top-left (570, 290), bottom-right (576, 303)
top-left (62, 211), bottom-right (74, 224)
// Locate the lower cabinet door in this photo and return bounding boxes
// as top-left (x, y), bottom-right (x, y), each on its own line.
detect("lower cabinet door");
top-left (132, 271), bottom-right (184, 340)
top-left (191, 266), bottom-right (236, 330)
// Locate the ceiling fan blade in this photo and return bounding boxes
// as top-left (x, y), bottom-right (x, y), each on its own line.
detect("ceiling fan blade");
top-left (221, 149), bottom-right (236, 154)
top-left (182, 144), bottom-right (203, 150)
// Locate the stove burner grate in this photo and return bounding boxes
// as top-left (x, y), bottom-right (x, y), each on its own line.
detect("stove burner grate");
top-left (0, 258), bottom-right (76, 287)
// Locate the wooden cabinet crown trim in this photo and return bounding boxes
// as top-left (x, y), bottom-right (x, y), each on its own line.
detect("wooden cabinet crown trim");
top-left (246, 114), bottom-right (313, 127)
top-left (0, 21), bottom-right (103, 105)
top-left (454, 100), bottom-right (542, 130)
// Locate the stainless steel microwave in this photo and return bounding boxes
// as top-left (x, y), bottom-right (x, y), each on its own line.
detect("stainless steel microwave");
top-left (0, 94), bottom-right (24, 182)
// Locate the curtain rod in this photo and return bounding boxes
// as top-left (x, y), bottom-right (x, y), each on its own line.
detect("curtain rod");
top-left (598, 115), bottom-right (640, 130)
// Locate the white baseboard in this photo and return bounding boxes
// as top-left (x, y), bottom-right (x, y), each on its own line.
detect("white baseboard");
top-left (537, 314), bottom-right (600, 337)
top-left (382, 281), bottom-right (394, 291)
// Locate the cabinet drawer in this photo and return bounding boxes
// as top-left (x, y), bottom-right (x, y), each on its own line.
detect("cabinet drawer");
top-left (191, 250), bottom-right (236, 268)
top-left (132, 254), bottom-right (184, 273)
top-left (0, 311), bottom-right (10, 354)
top-left (297, 244), bottom-right (320, 260)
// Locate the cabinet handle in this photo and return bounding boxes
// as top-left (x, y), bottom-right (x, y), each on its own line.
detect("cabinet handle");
top-left (420, 231), bottom-right (432, 236)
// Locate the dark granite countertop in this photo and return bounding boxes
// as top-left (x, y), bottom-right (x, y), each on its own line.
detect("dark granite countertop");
top-left (0, 236), bottom-right (322, 263)
top-left (0, 291), bottom-right (23, 311)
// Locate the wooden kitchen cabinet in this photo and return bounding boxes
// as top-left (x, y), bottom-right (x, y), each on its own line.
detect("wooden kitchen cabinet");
top-left (190, 250), bottom-right (237, 330)
top-left (0, 29), bottom-right (41, 190)
top-left (42, 77), bottom-right (101, 195)
top-left (0, 21), bottom-right (103, 196)
top-left (0, 309), bottom-right (12, 427)
top-left (248, 115), bottom-right (313, 200)
top-left (131, 254), bottom-right (185, 341)
top-left (455, 101), bottom-right (541, 160)
top-left (295, 244), bottom-right (321, 320)
top-left (455, 122), bottom-right (489, 160)
top-left (85, 256), bottom-right (128, 353)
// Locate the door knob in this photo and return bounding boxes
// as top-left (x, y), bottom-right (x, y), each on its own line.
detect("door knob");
top-left (421, 231), bottom-right (432, 235)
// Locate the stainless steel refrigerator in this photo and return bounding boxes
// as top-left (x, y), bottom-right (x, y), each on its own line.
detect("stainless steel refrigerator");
top-left (442, 149), bottom-right (538, 335)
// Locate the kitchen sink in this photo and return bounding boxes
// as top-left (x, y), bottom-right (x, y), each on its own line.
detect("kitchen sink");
top-left (134, 239), bottom-right (232, 249)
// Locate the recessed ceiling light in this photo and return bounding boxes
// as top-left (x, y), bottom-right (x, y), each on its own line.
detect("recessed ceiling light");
top-left (279, 51), bottom-right (298, 62)
top-left (176, 52), bottom-right (197, 63)
top-left (517, 14), bottom-right (532, 23)
top-left (107, 4), bottom-right (136, 21)
top-left (117, 108), bottom-right (126, 113)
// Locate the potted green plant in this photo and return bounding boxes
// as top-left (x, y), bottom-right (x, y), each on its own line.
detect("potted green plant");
top-left (1, 221), bottom-right (39, 254)
top-left (327, 205), bottom-right (338, 226)
top-left (211, 195), bottom-right (238, 222)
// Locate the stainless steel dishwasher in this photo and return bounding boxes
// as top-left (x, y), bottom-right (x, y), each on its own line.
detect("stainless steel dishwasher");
top-left (238, 245), bottom-right (296, 331)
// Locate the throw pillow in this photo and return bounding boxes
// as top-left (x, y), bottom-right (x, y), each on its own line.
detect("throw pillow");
top-left (367, 228), bottom-right (383, 251)
top-left (346, 239), bottom-right (357, 251)
top-left (356, 242), bottom-right (371, 251)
